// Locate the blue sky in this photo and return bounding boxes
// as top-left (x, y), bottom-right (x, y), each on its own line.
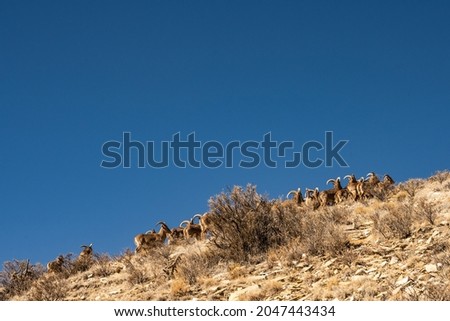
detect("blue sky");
top-left (1, 1), bottom-right (449, 266)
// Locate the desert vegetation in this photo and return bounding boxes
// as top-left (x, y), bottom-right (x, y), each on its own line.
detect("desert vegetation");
top-left (1, 170), bottom-right (449, 301)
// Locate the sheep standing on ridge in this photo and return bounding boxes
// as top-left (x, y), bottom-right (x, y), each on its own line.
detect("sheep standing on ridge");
top-left (134, 221), bottom-right (171, 254)
top-left (47, 255), bottom-right (64, 273)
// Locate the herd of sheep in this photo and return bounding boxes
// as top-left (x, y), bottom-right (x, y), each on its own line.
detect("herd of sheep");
top-left (46, 172), bottom-right (395, 270)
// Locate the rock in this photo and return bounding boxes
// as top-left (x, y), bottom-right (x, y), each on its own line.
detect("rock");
top-left (366, 267), bottom-right (377, 274)
top-left (389, 257), bottom-right (399, 265)
top-left (323, 258), bottom-right (337, 268)
top-left (395, 276), bottom-right (409, 286)
top-left (351, 275), bottom-right (366, 282)
top-left (355, 268), bottom-right (365, 275)
top-left (109, 290), bottom-right (121, 295)
top-left (302, 266), bottom-right (313, 272)
top-left (425, 264), bottom-right (438, 273)
top-left (228, 284), bottom-right (260, 301)
top-left (392, 286), bottom-right (403, 295)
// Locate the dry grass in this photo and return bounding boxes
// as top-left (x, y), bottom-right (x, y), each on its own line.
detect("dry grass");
top-left (429, 170), bottom-right (450, 185)
top-left (398, 179), bottom-right (424, 199)
top-left (371, 203), bottom-right (413, 239)
top-left (170, 278), bottom-right (190, 298)
top-left (414, 198), bottom-right (440, 225)
top-left (208, 185), bottom-right (298, 262)
top-left (0, 260), bottom-right (45, 299)
top-left (27, 274), bottom-right (68, 301)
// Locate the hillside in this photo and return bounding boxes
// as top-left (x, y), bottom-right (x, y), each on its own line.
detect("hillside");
top-left (1, 171), bottom-right (450, 301)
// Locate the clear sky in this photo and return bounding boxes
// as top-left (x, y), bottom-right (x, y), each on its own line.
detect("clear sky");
top-left (1, 0), bottom-right (449, 266)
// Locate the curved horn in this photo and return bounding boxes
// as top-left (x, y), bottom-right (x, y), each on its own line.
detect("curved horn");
top-left (326, 178), bottom-right (335, 185)
top-left (180, 220), bottom-right (190, 227)
top-left (344, 175), bottom-right (352, 180)
top-left (366, 172), bottom-right (375, 177)
top-left (286, 190), bottom-right (297, 198)
top-left (192, 213), bottom-right (203, 221)
top-left (336, 177), bottom-right (341, 181)
top-left (155, 221), bottom-right (165, 228)
top-left (81, 243), bottom-right (93, 249)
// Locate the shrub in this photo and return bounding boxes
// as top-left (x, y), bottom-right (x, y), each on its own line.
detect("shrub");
top-left (208, 185), bottom-right (303, 262)
top-left (27, 274), bottom-right (68, 301)
top-left (414, 198), bottom-right (439, 225)
top-left (398, 179), bottom-right (424, 199)
top-left (92, 254), bottom-right (116, 277)
top-left (0, 260), bottom-right (45, 300)
top-left (298, 210), bottom-right (349, 256)
top-left (371, 204), bottom-right (413, 239)
top-left (173, 253), bottom-right (211, 285)
top-left (429, 170), bottom-right (450, 184)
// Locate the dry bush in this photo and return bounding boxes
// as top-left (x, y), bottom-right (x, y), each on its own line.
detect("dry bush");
top-left (125, 259), bottom-right (149, 285)
top-left (371, 204), bottom-right (413, 239)
top-left (170, 278), bottom-right (190, 298)
top-left (398, 179), bottom-right (424, 199)
top-left (414, 198), bottom-right (439, 225)
top-left (27, 274), bottom-right (68, 301)
top-left (208, 185), bottom-right (303, 262)
top-left (392, 190), bottom-right (409, 202)
top-left (269, 239), bottom-right (305, 268)
top-left (0, 260), bottom-right (45, 300)
top-left (122, 249), bottom-right (169, 286)
top-left (92, 254), bottom-right (116, 277)
top-left (174, 253), bottom-right (211, 285)
top-left (227, 262), bottom-right (244, 279)
top-left (429, 170), bottom-right (450, 184)
top-left (297, 209), bottom-right (349, 256)
top-left (421, 284), bottom-right (450, 301)
top-left (338, 249), bottom-right (359, 267)
top-left (122, 256), bottom-right (152, 286)
top-left (261, 279), bottom-right (284, 298)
